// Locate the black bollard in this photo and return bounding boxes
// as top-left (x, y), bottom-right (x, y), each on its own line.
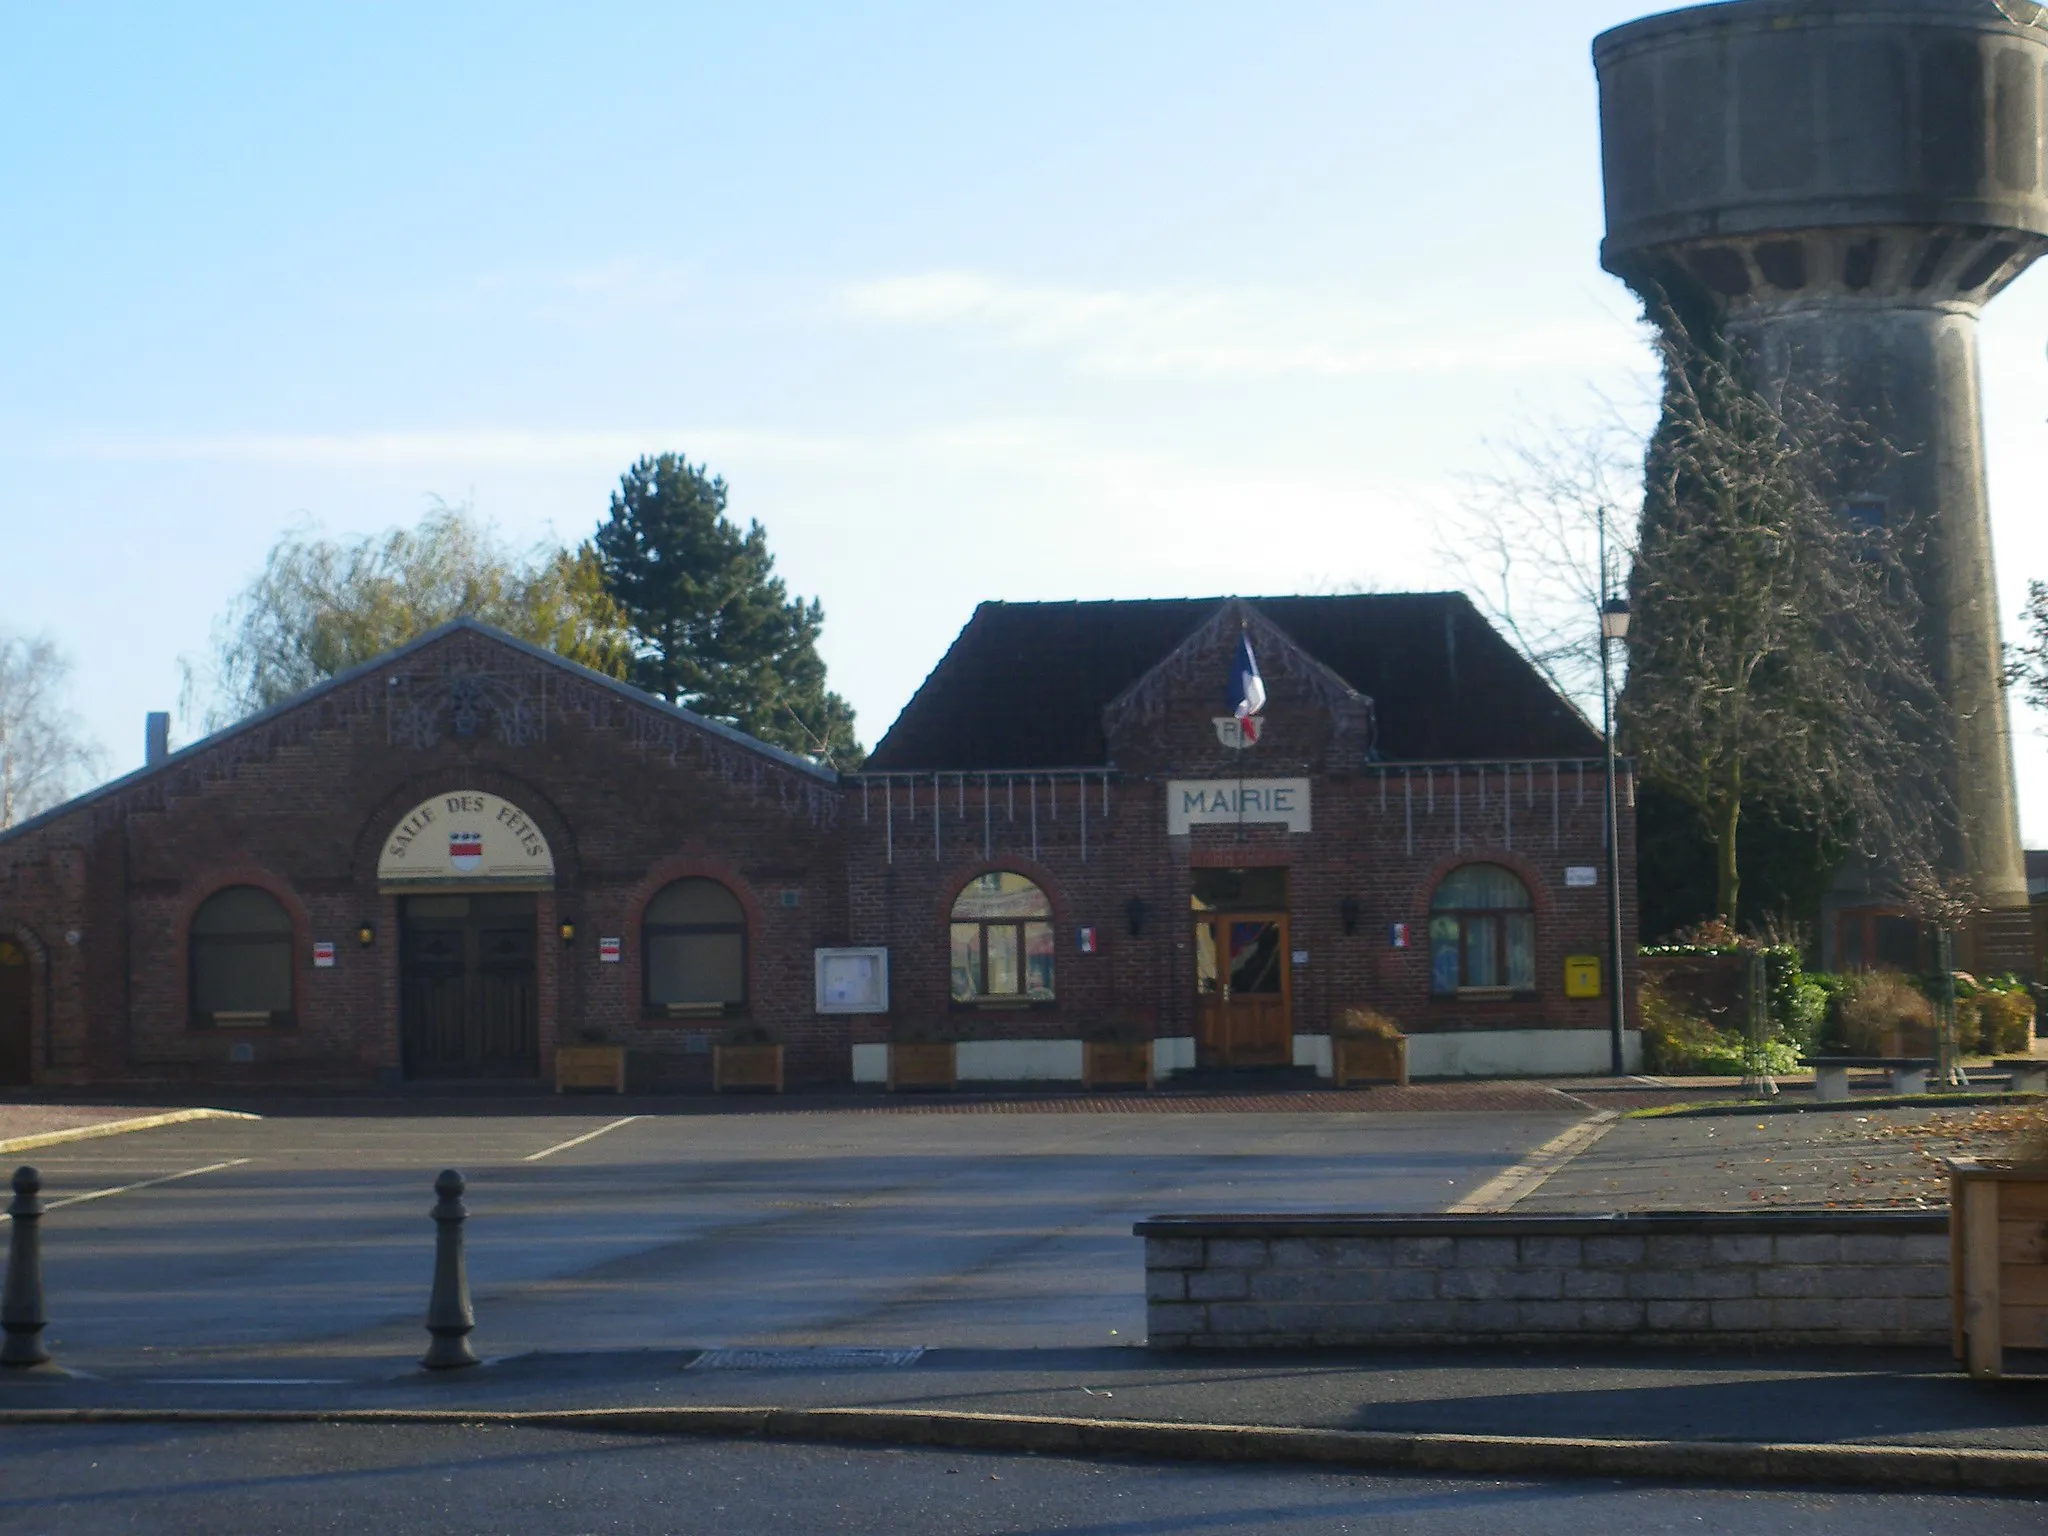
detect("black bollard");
top-left (2, 1166), bottom-right (49, 1368)
top-left (421, 1168), bottom-right (478, 1370)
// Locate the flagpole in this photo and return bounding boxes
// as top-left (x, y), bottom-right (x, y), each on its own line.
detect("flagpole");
top-left (1236, 615), bottom-right (1247, 843)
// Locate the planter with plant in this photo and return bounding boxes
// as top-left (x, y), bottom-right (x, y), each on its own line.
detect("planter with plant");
top-left (713, 1024), bottom-right (784, 1093)
top-left (1947, 1107), bottom-right (2048, 1379)
top-left (1332, 1007), bottom-right (1408, 1088)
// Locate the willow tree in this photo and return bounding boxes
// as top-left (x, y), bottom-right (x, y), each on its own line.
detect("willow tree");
top-left (196, 503), bottom-right (634, 726)
top-left (1620, 318), bottom-right (1954, 927)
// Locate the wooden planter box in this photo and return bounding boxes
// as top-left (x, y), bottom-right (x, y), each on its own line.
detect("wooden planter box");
top-left (1085, 1040), bottom-right (1153, 1090)
top-left (1333, 1035), bottom-right (1409, 1089)
top-left (1948, 1158), bottom-right (2048, 1378)
top-left (888, 1041), bottom-right (957, 1091)
top-left (555, 1045), bottom-right (626, 1094)
top-left (713, 1043), bottom-right (784, 1093)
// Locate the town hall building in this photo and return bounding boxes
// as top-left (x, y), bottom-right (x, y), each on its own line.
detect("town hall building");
top-left (0, 594), bottom-right (1639, 1093)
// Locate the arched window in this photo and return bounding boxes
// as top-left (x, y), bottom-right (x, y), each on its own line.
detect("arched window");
top-left (644, 879), bottom-right (747, 1016)
top-left (950, 872), bottom-right (1055, 1003)
top-left (1429, 864), bottom-right (1535, 996)
top-left (190, 886), bottom-right (294, 1026)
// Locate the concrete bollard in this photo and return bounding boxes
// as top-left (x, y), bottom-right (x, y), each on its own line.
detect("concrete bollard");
top-left (2, 1167), bottom-right (49, 1368)
top-left (421, 1168), bottom-right (479, 1371)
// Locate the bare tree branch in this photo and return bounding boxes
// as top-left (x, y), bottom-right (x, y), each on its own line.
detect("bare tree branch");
top-left (0, 632), bottom-right (104, 829)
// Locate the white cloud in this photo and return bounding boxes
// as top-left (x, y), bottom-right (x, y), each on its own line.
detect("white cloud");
top-left (839, 270), bottom-right (1649, 380)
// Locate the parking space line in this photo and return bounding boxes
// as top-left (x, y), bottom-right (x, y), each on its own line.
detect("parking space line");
top-left (524, 1116), bottom-right (646, 1163)
top-left (6, 1158), bottom-right (254, 1217)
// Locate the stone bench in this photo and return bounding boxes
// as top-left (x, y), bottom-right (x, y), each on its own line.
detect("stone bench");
top-left (1994, 1058), bottom-right (2048, 1095)
top-left (1800, 1056), bottom-right (1935, 1101)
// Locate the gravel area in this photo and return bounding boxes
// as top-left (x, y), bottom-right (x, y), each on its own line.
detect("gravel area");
top-left (1523, 1101), bottom-right (2046, 1211)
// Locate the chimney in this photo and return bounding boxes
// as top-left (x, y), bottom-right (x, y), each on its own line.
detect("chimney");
top-left (145, 712), bottom-right (170, 767)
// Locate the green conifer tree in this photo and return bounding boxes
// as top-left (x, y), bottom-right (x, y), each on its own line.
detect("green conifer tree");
top-left (593, 453), bottom-right (863, 767)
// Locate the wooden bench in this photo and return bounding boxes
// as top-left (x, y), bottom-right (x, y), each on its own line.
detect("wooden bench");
top-left (1800, 1056), bottom-right (1934, 1102)
top-left (1994, 1058), bottom-right (2048, 1095)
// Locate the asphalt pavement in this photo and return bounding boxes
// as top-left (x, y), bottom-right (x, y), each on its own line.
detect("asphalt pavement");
top-left (2, 1101), bottom-right (1578, 1370)
top-left (0, 1423), bottom-right (2038, 1536)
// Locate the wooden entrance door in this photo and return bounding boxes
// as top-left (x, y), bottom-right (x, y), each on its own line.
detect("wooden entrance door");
top-left (400, 895), bottom-right (539, 1079)
top-left (0, 940), bottom-right (30, 1087)
top-left (1193, 912), bottom-right (1292, 1068)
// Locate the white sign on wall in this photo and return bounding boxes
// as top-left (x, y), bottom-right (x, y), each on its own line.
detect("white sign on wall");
top-left (376, 790), bottom-right (556, 886)
top-left (816, 947), bottom-right (889, 1014)
top-left (1166, 778), bottom-right (1312, 835)
top-left (1565, 866), bottom-right (1599, 888)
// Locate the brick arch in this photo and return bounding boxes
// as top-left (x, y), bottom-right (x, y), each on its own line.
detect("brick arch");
top-left (0, 917), bottom-right (51, 1082)
top-left (624, 855), bottom-right (769, 1017)
top-left (349, 770), bottom-right (584, 887)
top-left (174, 866), bottom-right (313, 1030)
top-left (933, 855), bottom-right (1068, 930)
top-left (1408, 847), bottom-right (1553, 923)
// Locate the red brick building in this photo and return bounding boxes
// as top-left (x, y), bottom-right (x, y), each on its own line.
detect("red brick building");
top-left (0, 595), bottom-right (1637, 1092)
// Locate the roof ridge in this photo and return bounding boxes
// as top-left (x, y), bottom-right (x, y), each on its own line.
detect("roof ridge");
top-left (0, 618), bottom-right (833, 846)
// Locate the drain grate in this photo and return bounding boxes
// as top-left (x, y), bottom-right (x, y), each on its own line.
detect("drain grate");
top-left (687, 1346), bottom-right (925, 1371)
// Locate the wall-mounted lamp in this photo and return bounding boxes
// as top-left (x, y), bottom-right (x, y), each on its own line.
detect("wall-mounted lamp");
top-left (356, 922), bottom-right (376, 948)
top-left (1339, 897), bottom-right (1361, 936)
top-left (1125, 896), bottom-right (1149, 938)
top-left (559, 920), bottom-right (577, 945)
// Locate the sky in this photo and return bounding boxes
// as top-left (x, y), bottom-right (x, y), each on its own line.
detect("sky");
top-left (6, 3), bottom-right (2048, 837)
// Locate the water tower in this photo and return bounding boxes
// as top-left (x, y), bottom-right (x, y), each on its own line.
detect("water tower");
top-left (1595, 0), bottom-right (2047, 970)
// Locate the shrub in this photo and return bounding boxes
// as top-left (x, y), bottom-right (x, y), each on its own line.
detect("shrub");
top-left (1976, 990), bottom-right (2035, 1056)
top-left (1833, 971), bottom-right (1936, 1056)
top-left (1335, 1006), bottom-right (1405, 1041)
top-left (1639, 981), bottom-right (1801, 1075)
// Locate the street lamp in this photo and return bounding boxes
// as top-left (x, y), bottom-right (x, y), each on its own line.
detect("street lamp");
top-left (1598, 511), bottom-right (1631, 1077)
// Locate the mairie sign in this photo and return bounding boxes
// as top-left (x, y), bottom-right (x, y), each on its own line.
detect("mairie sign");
top-left (377, 790), bottom-right (555, 886)
top-left (1166, 778), bottom-right (1312, 835)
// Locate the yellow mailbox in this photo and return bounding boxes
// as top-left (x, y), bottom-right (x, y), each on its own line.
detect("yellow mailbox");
top-left (1564, 955), bottom-right (1602, 999)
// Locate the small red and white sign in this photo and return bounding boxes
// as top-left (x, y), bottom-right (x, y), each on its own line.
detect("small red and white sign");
top-left (312, 941), bottom-right (337, 968)
top-left (1077, 927), bottom-right (1097, 954)
top-left (448, 832), bottom-right (485, 873)
top-left (1388, 922), bottom-right (1409, 949)
top-left (599, 937), bottom-right (622, 963)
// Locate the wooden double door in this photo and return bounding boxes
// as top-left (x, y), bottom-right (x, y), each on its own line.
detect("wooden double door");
top-left (0, 940), bottom-right (30, 1087)
top-left (1193, 911), bottom-right (1292, 1068)
top-left (400, 894), bottom-right (540, 1079)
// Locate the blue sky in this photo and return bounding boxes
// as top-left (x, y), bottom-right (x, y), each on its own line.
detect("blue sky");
top-left (7, 2), bottom-right (2048, 837)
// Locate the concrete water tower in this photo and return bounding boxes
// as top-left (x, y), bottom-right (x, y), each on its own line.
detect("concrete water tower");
top-left (1595, 0), bottom-right (2048, 970)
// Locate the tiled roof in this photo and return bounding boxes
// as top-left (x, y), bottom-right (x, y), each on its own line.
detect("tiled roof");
top-left (866, 593), bottom-right (1602, 771)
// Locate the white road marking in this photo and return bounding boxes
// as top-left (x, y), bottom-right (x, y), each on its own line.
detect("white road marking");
top-left (524, 1116), bottom-right (646, 1163)
top-left (1448, 1112), bottom-right (1618, 1213)
top-left (4, 1158), bottom-right (255, 1217)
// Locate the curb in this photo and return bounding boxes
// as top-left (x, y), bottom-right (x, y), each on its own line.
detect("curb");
top-left (0, 1109), bottom-right (260, 1156)
top-left (0, 1405), bottom-right (2039, 1492)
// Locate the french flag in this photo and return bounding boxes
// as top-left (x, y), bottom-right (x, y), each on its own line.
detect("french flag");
top-left (1228, 633), bottom-right (1266, 721)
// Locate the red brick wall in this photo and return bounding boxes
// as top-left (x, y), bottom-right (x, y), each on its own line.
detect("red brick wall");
top-left (0, 622), bottom-right (1637, 1092)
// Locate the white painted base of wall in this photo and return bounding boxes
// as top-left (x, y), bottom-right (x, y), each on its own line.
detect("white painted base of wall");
top-left (1293, 1034), bottom-right (1334, 1079)
top-left (1406, 1028), bottom-right (1643, 1078)
top-left (851, 1043), bottom-right (887, 1083)
top-left (1152, 1036), bottom-right (1196, 1079)
top-left (958, 1039), bottom-right (1084, 1081)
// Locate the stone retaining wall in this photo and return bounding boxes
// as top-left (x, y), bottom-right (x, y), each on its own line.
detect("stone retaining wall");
top-left (1137, 1213), bottom-right (1950, 1349)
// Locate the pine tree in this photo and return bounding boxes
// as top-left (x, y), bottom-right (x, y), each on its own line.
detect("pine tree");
top-left (593, 453), bottom-right (863, 766)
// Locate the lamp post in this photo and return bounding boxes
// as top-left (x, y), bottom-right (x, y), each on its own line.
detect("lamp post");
top-left (1598, 508), bottom-right (1631, 1077)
